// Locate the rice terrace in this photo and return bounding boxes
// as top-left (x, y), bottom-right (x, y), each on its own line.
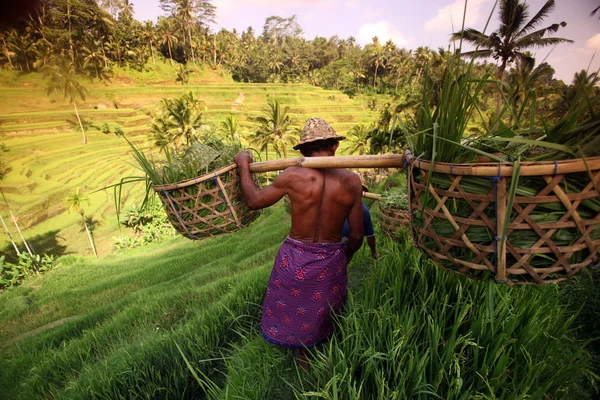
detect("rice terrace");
top-left (0, 0), bottom-right (599, 398)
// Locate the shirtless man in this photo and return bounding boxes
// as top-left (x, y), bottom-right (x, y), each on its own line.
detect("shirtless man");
top-left (234, 117), bottom-right (364, 366)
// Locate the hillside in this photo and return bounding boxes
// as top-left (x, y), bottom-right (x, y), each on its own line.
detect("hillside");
top-left (0, 63), bottom-right (378, 258)
top-left (0, 203), bottom-right (593, 398)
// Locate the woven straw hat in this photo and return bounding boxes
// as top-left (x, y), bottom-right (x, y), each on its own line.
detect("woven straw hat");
top-left (293, 117), bottom-right (346, 150)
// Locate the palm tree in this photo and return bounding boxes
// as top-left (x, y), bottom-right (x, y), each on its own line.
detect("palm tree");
top-left (218, 114), bottom-right (242, 142)
top-left (250, 100), bottom-right (295, 160)
top-left (451, 0), bottom-right (572, 119)
top-left (506, 55), bottom-right (555, 127)
top-left (65, 188), bottom-right (97, 258)
top-left (160, 0), bottom-right (216, 65)
top-left (43, 59), bottom-right (89, 144)
top-left (82, 38), bottom-right (109, 79)
top-left (143, 21), bottom-right (157, 64)
top-left (366, 36), bottom-right (386, 88)
top-left (158, 17), bottom-right (178, 66)
top-left (150, 91), bottom-right (205, 152)
top-left (346, 124), bottom-right (371, 155)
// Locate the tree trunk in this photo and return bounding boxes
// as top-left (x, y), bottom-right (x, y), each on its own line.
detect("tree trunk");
top-left (494, 59), bottom-right (507, 130)
top-left (67, 0), bottom-right (76, 67)
top-left (1, 38), bottom-right (13, 69)
top-left (10, 210), bottom-right (33, 256)
top-left (101, 45), bottom-right (108, 68)
top-left (74, 103), bottom-right (87, 144)
top-left (150, 39), bottom-right (155, 64)
top-left (82, 215), bottom-right (97, 258)
top-left (0, 214), bottom-right (20, 255)
top-left (167, 41), bottom-right (174, 66)
top-left (188, 28), bottom-right (196, 65)
top-left (213, 35), bottom-right (217, 66)
top-left (1, 188), bottom-right (31, 255)
top-left (373, 64), bottom-right (378, 88)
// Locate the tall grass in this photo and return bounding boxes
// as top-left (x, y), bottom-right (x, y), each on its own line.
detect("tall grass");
top-left (302, 234), bottom-right (594, 399)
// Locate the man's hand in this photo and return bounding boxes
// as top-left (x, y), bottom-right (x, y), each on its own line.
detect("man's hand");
top-left (234, 151), bottom-right (253, 168)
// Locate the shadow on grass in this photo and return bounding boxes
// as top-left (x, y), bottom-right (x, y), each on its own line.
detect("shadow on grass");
top-left (1, 229), bottom-right (68, 263)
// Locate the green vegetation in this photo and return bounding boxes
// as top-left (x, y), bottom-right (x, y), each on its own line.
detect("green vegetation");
top-left (0, 206), bottom-right (595, 398)
top-left (0, 0), bottom-right (598, 397)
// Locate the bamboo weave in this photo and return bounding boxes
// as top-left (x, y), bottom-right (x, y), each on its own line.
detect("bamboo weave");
top-left (152, 165), bottom-right (261, 240)
top-left (405, 151), bottom-right (600, 285)
top-left (379, 204), bottom-right (411, 237)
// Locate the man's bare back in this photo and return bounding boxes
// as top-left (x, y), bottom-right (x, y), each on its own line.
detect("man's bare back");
top-left (234, 153), bottom-right (364, 258)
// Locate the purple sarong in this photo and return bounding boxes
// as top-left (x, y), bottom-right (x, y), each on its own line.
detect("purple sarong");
top-left (261, 237), bottom-right (348, 348)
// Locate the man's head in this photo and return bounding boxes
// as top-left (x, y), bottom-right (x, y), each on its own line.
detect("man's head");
top-left (294, 118), bottom-right (346, 157)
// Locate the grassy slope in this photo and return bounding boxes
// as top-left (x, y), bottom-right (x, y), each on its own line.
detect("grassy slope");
top-left (0, 62), bottom-right (377, 259)
top-left (0, 203), bottom-right (594, 399)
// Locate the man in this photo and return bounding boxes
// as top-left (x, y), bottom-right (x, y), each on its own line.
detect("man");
top-left (234, 117), bottom-right (364, 367)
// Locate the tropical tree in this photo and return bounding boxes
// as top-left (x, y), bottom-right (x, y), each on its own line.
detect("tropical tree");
top-left (43, 59), bottom-right (89, 144)
top-left (65, 188), bottom-right (97, 258)
top-left (150, 91), bottom-right (206, 152)
top-left (157, 17), bottom-right (178, 65)
top-left (250, 100), bottom-right (295, 160)
top-left (365, 36), bottom-right (386, 88)
top-left (218, 114), bottom-right (243, 142)
top-left (506, 55), bottom-right (555, 127)
top-left (159, 0), bottom-right (216, 64)
top-left (451, 0), bottom-right (572, 120)
top-left (345, 124), bottom-right (371, 155)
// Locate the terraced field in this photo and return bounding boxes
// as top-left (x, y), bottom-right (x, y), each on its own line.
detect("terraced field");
top-left (0, 68), bottom-right (377, 258)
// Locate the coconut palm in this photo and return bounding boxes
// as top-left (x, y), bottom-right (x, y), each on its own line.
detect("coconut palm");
top-left (506, 56), bottom-right (555, 127)
top-left (65, 188), bottom-right (97, 258)
top-left (451, 0), bottom-right (572, 85)
top-left (43, 59), bottom-right (89, 144)
top-left (366, 36), bottom-right (386, 88)
top-left (346, 124), bottom-right (371, 155)
top-left (150, 91), bottom-right (205, 152)
top-left (82, 38), bottom-right (109, 79)
top-left (218, 114), bottom-right (243, 142)
top-left (160, 0), bottom-right (216, 65)
top-left (250, 100), bottom-right (295, 160)
top-left (158, 17), bottom-right (178, 66)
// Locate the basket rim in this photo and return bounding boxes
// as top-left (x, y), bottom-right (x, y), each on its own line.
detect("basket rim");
top-left (152, 163), bottom-right (238, 191)
top-left (404, 149), bottom-right (600, 177)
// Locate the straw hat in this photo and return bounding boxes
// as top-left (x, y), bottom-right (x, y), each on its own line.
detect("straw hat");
top-left (293, 117), bottom-right (346, 150)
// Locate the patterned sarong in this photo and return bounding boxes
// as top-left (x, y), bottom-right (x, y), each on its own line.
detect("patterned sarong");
top-left (261, 237), bottom-right (348, 348)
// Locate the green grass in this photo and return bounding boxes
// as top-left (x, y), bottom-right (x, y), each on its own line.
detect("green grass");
top-left (0, 202), bottom-right (595, 399)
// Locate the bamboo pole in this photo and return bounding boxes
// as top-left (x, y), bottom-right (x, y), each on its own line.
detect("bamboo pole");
top-left (154, 154), bottom-right (405, 191)
top-left (404, 150), bottom-right (600, 177)
top-left (363, 192), bottom-right (380, 200)
top-left (495, 178), bottom-right (507, 282)
top-left (248, 154), bottom-right (405, 173)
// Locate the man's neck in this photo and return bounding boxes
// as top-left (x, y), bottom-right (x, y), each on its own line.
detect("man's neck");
top-left (307, 150), bottom-right (335, 157)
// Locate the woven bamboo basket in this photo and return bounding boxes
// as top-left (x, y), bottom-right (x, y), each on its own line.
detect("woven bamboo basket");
top-left (379, 204), bottom-right (411, 237)
top-left (153, 154), bottom-right (404, 240)
top-left (404, 150), bottom-right (600, 285)
top-left (153, 164), bottom-right (262, 240)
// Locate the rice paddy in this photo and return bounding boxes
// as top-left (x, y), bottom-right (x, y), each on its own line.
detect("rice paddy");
top-left (0, 64), bottom-right (378, 258)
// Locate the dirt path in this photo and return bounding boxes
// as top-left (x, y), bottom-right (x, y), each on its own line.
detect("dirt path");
top-left (2, 316), bottom-right (80, 349)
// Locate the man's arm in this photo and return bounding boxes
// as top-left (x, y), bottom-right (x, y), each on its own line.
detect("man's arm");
top-left (367, 236), bottom-right (378, 260)
top-left (363, 206), bottom-right (377, 259)
top-left (345, 177), bottom-right (364, 260)
top-left (234, 152), bottom-right (289, 210)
